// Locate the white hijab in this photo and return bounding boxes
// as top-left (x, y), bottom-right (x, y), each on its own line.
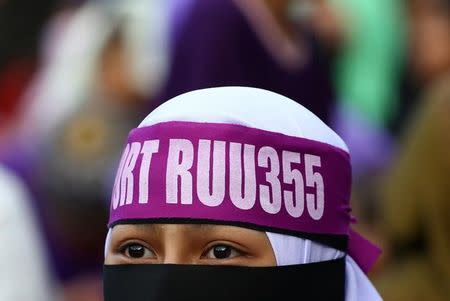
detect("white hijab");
top-left (266, 232), bottom-right (382, 300)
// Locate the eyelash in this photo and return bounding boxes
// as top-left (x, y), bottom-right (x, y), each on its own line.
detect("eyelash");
top-left (119, 242), bottom-right (155, 259)
top-left (202, 243), bottom-right (246, 260)
top-left (118, 241), bottom-right (247, 260)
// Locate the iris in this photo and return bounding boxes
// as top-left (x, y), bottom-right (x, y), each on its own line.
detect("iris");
top-left (213, 245), bottom-right (232, 259)
top-left (128, 244), bottom-right (145, 258)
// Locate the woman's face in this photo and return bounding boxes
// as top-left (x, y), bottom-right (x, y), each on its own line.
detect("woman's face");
top-left (409, 0), bottom-right (450, 82)
top-left (105, 224), bottom-right (277, 266)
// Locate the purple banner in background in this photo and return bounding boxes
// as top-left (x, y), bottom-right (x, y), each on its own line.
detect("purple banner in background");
top-left (108, 121), bottom-right (352, 236)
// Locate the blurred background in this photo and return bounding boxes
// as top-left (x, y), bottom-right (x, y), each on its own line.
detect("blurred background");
top-left (0, 0), bottom-right (448, 300)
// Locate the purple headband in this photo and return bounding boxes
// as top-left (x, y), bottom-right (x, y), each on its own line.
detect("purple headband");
top-left (109, 121), bottom-right (381, 272)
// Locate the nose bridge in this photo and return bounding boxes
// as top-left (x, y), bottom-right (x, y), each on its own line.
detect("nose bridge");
top-left (163, 243), bottom-right (186, 264)
top-left (163, 252), bottom-right (189, 264)
top-left (161, 225), bottom-right (194, 264)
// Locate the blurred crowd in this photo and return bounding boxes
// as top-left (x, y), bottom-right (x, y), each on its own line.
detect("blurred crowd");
top-left (0, 0), bottom-right (449, 300)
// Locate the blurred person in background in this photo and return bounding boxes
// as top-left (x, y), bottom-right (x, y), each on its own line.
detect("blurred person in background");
top-left (15, 0), bottom-right (168, 148)
top-left (158, 0), bottom-right (336, 124)
top-left (302, 0), bottom-right (405, 182)
top-left (314, 0), bottom-right (406, 178)
top-left (1, 0), bottom-right (169, 300)
top-left (370, 0), bottom-right (450, 300)
top-left (0, 164), bottom-right (60, 300)
top-left (295, 0), bottom-right (407, 256)
top-left (0, 0), bottom-right (62, 299)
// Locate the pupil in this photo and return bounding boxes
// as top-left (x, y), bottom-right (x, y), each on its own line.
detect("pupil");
top-left (213, 245), bottom-right (231, 259)
top-left (128, 244), bottom-right (145, 258)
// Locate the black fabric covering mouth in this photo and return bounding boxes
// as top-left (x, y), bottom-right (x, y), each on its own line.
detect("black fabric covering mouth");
top-left (103, 257), bottom-right (346, 301)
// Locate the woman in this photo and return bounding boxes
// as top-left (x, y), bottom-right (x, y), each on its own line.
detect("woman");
top-left (372, 0), bottom-right (450, 299)
top-left (103, 86), bottom-right (382, 300)
top-left (157, 0), bottom-right (335, 123)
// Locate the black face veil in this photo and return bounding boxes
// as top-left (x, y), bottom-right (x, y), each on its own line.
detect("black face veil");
top-left (103, 257), bottom-right (346, 301)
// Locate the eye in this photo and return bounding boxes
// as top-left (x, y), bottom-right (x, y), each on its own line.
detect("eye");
top-left (204, 244), bottom-right (242, 260)
top-left (120, 243), bottom-right (155, 259)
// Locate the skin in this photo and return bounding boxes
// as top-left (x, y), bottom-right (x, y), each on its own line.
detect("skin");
top-left (264, 0), bottom-right (292, 35)
top-left (105, 224), bottom-right (277, 267)
top-left (409, 0), bottom-right (450, 84)
top-left (96, 29), bottom-right (142, 105)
